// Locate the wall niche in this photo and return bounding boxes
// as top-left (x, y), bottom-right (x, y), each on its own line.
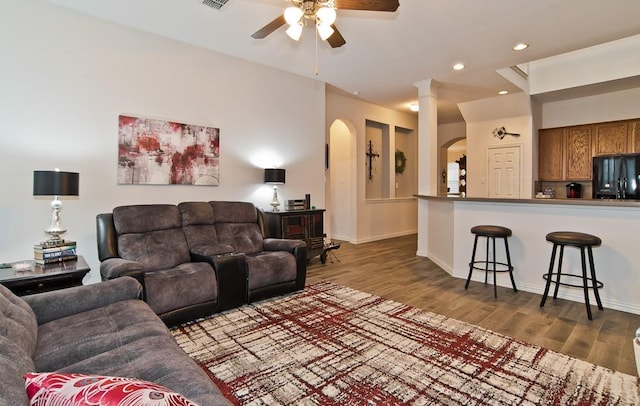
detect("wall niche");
top-left (365, 119), bottom-right (416, 200)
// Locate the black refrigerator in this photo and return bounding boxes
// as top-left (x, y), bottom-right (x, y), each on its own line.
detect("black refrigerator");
top-left (592, 153), bottom-right (640, 199)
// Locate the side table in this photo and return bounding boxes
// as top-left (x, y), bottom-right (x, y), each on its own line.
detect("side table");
top-left (0, 255), bottom-right (90, 296)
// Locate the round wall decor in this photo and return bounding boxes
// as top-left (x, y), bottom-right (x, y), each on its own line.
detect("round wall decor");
top-left (395, 150), bottom-right (407, 174)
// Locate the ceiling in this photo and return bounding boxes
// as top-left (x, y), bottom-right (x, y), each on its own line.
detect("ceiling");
top-left (45, 0), bottom-right (640, 123)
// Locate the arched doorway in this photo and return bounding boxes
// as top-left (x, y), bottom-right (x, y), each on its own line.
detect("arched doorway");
top-left (441, 138), bottom-right (467, 196)
top-left (327, 119), bottom-right (356, 242)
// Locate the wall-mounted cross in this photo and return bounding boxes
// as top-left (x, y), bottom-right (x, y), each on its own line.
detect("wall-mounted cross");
top-left (366, 140), bottom-right (380, 181)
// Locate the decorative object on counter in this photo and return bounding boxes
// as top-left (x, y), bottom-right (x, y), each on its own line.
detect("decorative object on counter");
top-left (117, 115), bottom-right (220, 186)
top-left (264, 168), bottom-right (286, 212)
top-left (535, 192), bottom-right (552, 199)
top-left (33, 169), bottom-right (79, 244)
top-left (365, 140), bottom-right (380, 181)
top-left (543, 187), bottom-right (556, 198)
top-left (394, 150), bottom-right (407, 174)
top-left (492, 126), bottom-right (520, 140)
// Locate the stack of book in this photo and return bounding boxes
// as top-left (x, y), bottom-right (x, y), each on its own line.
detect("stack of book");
top-left (33, 240), bottom-right (77, 264)
top-left (285, 199), bottom-right (305, 211)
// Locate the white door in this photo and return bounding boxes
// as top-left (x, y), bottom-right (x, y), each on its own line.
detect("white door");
top-left (488, 146), bottom-right (521, 198)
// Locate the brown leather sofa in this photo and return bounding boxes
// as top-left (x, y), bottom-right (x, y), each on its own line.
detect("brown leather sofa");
top-left (96, 201), bottom-right (306, 326)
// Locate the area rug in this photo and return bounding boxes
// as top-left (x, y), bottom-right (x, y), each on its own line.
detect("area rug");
top-left (171, 281), bottom-right (640, 405)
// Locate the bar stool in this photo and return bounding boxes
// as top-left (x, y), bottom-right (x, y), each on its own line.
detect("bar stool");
top-left (540, 231), bottom-right (604, 320)
top-left (465, 225), bottom-right (518, 298)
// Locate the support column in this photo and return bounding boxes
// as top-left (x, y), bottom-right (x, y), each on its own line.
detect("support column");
top-left (414, 79), bottom-right (439, 257)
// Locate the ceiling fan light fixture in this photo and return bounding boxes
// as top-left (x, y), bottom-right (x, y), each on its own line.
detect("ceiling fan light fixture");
top-left (286, 23), bottom-right (303, 41)
top-left (317, 24), bottom-right (334, 41)
top-left (284, 6), bottom-right (303, 25)
top-left (316, 6), bottom-right (336, 26)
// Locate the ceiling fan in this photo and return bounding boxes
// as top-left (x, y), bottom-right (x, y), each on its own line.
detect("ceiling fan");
top-left (251, 0), bottom-right (400, 48)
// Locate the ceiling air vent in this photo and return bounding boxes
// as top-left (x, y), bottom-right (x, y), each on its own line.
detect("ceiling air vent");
top-left (201, 0), bottom-right (230, 11)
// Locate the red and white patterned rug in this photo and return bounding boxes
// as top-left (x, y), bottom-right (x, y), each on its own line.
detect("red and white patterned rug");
top-left (172, 281), bottom-right (640, 405)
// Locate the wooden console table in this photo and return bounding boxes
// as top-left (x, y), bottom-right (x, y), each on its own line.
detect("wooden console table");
top-left (0, 256), bottom-right (90, 296)
top-left (263, 209), bottom-right (325, 261)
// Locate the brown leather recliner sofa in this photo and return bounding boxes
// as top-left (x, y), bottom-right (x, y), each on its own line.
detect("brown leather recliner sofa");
top-left (96, 201), bottom-right (307, 326)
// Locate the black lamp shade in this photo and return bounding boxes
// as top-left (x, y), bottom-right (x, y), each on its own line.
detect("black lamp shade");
top-left (33, 171), bottom-right (80, 196)
top-left (264, 168), bottom-right (285, 184)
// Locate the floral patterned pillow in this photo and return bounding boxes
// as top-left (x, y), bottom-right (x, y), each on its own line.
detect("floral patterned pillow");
top-left (24, 372), bottom-right (199, 406)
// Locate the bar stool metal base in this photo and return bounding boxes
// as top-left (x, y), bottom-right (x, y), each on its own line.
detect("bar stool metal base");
top-left (465, 225), bottom-right (518, 298)
top-left (540, 231), bottom-right (604, 320)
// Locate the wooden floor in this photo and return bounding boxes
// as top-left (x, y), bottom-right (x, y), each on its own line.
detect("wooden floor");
top-left (307, 234), bottom-right (640, 376)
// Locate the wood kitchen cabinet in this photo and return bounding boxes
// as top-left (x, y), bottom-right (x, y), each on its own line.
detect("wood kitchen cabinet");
top-left (538, 128), bottom-right (563, 180)
top-left (564, 125), bottom-right (592, 180)
top-left (594, 121), bottom-right (629, 156)
top-left (630, 120), bottom-right (640, 152)
top-left (539, 118), bottom-right (640, 181)
top-left (538, 126), bottom-right (591, 181)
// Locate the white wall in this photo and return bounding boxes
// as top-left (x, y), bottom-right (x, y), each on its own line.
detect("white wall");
top-left (541, 87), bottom-right (640, 128)
top-left (0, 0), bottom-right (325, 282)
top-left (326, 91), bottom-right (418, 243)
top-left (328, 120), bottom-right (354, 241)
top-left (529, 34), bottom-right (640, 95)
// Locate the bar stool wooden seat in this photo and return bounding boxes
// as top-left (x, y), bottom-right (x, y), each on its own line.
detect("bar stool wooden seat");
top-left (540, 231), bottom-right (604, 320)
top-left (465, 225), bottom-right (517, 298)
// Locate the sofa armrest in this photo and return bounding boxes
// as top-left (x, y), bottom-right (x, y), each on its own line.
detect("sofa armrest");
top-left (191, 253), bottom-right (247, 311)
top-left (23, 276), bottom-right (143, 325)
top-left (100, 257), bottom-right (145, 280)
top-left (263, 238), bottom-right (307, 253)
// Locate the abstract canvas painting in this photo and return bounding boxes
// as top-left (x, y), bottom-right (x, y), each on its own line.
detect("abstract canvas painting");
top-left (118, 115), bottom-right (220, 185)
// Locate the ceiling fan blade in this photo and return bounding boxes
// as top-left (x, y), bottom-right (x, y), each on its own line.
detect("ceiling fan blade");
top-left (327, 24), bottom-right (346, 48)
top-left (251, 14), bottom-right (286, 39)
top-left (333, 0), bottom-right (399, 12)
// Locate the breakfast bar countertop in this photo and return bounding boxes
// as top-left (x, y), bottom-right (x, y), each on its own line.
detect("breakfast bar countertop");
top-left (415, 194), bottom-right (640, 208)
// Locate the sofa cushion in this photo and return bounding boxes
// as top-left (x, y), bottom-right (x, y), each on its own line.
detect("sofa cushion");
top-left (113, 205), bottom-right (191, 269)
top-left (212, 201), bottom-right (264, 255)
top-left (113, 204), bottom-right (181, 235)
top-left (34, 299), bottom-right (169, 372)
top-left (0, 284), bottom-right (37, 358)
top-left (24, 372), bottom-right (198, 406)
top-left (246, 251), bottom-right (297, 290)
top-left (144, 262), bottom-right (218, 315)
top-left (0, 284), bottom-right (38, 405)
top-left (179, 201), bottom-right (234, 255)
top-left (215, 223), bottom-right (265, 255)
top-left (55, 335), bottom-right (231, 405)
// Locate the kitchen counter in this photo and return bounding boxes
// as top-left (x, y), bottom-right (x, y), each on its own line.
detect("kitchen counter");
top-left (416, 195), bottom-right (640, 315)
top-left (416, 194), bottom-right (640, 208)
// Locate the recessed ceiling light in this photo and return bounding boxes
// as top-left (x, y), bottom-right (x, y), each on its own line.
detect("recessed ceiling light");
top-left (498, 90), bottom-right (509, 95)
top-left (513, 43), bottom-right (529, 51)
top-left (452, 63), bottom-right (465, 71)
top-left (409, 103), bottom-right (419, 112)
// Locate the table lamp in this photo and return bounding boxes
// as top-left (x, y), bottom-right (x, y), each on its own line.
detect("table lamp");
top-left (264, 168), bottom-right (285, 212)
top-left (33, 169), bottom-right (79, 244)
